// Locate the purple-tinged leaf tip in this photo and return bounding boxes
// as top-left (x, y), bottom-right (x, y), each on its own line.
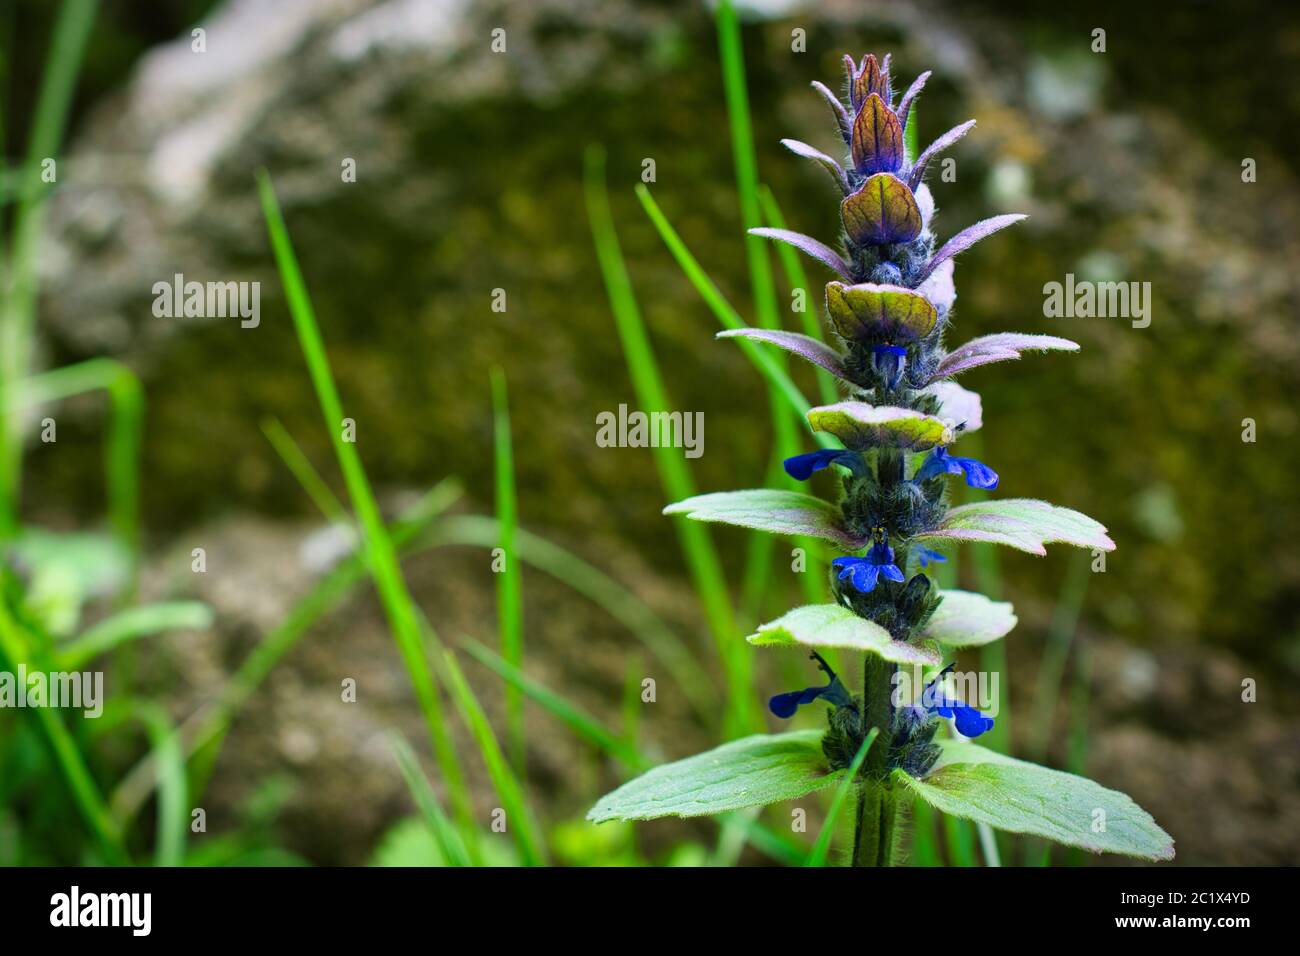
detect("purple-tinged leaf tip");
top-left (908, 120), bottom-right (976, 190)
top-left (916, 214), bottom-right (1027, 285)
top-left (749, 227), bottom-right (853, 280)
top-left (896, 70), bottom-right (931, 137)
top-left (933, 333), bottom-right (1080, 380)
top-left (781, 139), bottom-right (850, 195)
top-left (811, 80), bottom-right (851, 143)
top-left (717, 328), bottom-right (850, 381)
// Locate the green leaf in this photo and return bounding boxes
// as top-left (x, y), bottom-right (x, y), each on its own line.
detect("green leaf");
top-left (663, 490), bottom-right (865, 549)
top-left (921, 590), bottom-right (1017, 648)
top-left (915, 499), bottom-right (1116, 555)
top-left (748, 604), bottom-right (941, 665)
top-left (588, 730), bottom-right (843, 822)
top-left (897, 740), bottom-right (1174, 861)
top-left (808, 402), bottom-right (953, 451)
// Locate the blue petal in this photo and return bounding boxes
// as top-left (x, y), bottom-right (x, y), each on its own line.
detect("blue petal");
top-left (880, 563), bottom-right (905, 583)
top-left (849, 562), bottom-right (881, 593)
top-left (768, 689), bottom-right (813, 718)
top-left (783, 449), bottom-right (859, 481)
top-left (917, 548), bottom-right (947, 567)
top-left (769, 679), bottom-right (850, 718)
top-left (870, 345), bottom-right (908, 389)
top-left (954, 456), bottom-right (1000, 490)
top-left (914, 447), bottom-right (963, 483)
top-left (952, 705), bottom-right (996, 738)
top-left (868, 541), bottom-right (897, 565)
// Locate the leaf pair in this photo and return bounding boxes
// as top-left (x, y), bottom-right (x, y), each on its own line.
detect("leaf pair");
top-left (587, 734), bottom-right (1174, 862)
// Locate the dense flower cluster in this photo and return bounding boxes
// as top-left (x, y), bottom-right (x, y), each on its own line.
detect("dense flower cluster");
top-left (742, 54), bottom-right (1084, 771)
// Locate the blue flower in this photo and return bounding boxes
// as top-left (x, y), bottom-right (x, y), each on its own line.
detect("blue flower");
top-left (921, 664), bottom-right (995, 738)
top-left (783, 448), bottom-right (863, 481)
top-left (914, 445), bottom-right (999, 489)
top-left (871, 344), bottom-right (908, 389)
top-left (833, 540), bottom-right (905, 594)
top-left (769, 652), bottom-right (854, 718)
top-left (916, 547), bottom-right (947, 568)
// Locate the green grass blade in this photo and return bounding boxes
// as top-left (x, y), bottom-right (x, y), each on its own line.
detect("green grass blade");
top-left (110, 481), bottom-right (462, 824)
top-left (129, 702), bottom-right (187, 867)
top-left (490, 366), bottom-right (525, 774)
top-left (9, 358), bottom-right (144, 575)
top-left (260, 417), bottom-right (349, 524)
top-left (715, 0), bottom-right (814, 621)
top-left (257, 170), bottom-right (474, 845)
top-left (942, 812), bottom-right (976, 867)
top-left (805, 727), bottom-right (878, 866)
top-left (432, 641), bottom-right (547, 866)
top-left (0, 0), bottom-right (99, 536)
top-left (425, 514), bottom-right (714, 722)
top-left (634, 185), bottom-right (830, 443)
top-left (584, 145), bottom-right (750, 733)
top-left (0, 600), bottom-right (129, 864)
top-left (389, 733), bottom-right (472, 867)
top-left (1028, 549), bottom-right (1091, 761)
top-left (57, 600), bottom-right (213, 671)
top-left (464, 639), bottom-right (644, 770)
top-left (463, 637), bottom-right (804, 867)
top-left (909, 799), bottom-right (939, 866)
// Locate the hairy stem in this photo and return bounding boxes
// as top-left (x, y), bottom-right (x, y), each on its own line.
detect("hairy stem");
top-left (853, 652), bottom-right (897, 866)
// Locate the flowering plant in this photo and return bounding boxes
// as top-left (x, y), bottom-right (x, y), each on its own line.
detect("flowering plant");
top-left (589, 53), bottom-right (1172, 865)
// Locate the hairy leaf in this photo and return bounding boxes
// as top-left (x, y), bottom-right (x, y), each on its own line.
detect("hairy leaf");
top-left (921, 590), bottom-right (1017, 648)
top-left (718, 328), bottom-right (849, 380)
top-left (914, 499), bottom-right (1116, 555)
top-left (749, 604), bottom-right (941, 665)
top-left (664, 490), bottom-right (865, 549)
top-left (934, 333), bottom-right (1080, 380)
top-left (917, 214), bottom-right (1027, 284)
top-left (782, 138), bottom-right (850, 194)
top-left (588, 731), bottom-right (843, 822)
top-left (749, 227), bottom-right (853, 280)
top-left (907, 120), bottom-right (976, 189)
top-left (898, 741), bottom-right (1175, 861)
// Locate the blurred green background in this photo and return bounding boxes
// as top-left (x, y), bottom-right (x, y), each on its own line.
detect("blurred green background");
top-left (1, 0), bottom-right (1297, 866)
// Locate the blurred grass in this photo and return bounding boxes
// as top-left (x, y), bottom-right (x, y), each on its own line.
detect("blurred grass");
top-left (585, 145), bottom-right (751, 735)
top-left (258, 169), bottom-right (478, 853)
top-left (0, 0), bottom-right (98, 538)
top-left (490, 366), bottom-right (526, 775)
